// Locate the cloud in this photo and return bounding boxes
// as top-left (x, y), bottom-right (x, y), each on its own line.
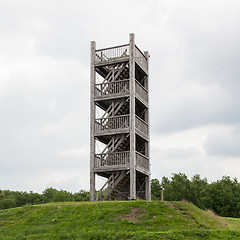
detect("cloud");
top-left (0, 0), bottom-right (240, 192)
top-left (151, 144), bottom-right (240, 183)
top-left (150, 0), bottom-right (240, 133)
top-left (203, 125), bottom-right (240, 157)
top-left (151, 124), bottom-right (240, 182)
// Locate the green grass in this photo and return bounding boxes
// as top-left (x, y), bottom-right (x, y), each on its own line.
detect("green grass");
top-left (0, 201), bottom-right (239, 239)
top-left (223, 217), bottom-right (240, 230)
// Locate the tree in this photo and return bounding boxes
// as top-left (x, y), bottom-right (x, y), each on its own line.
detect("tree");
top-left (201, 176), bottom-right (240, 217)
top-left (162, 173), bottom-right (191, 201)
top-left (189, 174), bottom-right (208, 208)
top-left (73, 190), bottom-right (89, 201)
top-left (151, 179), bottom-right (162, 200)
top-left (42, 188), bottom-right (59, 202)
top-left (42, 188), bottom-right (73, 202)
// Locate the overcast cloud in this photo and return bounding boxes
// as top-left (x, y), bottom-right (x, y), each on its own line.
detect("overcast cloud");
top-left (0, 0), bottom-right (239, 192)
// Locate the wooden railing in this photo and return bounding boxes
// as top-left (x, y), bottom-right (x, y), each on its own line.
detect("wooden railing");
top-left (95, 80), bottom-right (129, 96)
top-left (95, 151), bottom-right (130, 167)
top-left (95, 115), bottom-right (129, 132)
top-left (95, 44), bottom-right (129, 63)
top-left (135, 80), bottom-right (148, 104)
top-left (135, 45), bottom-right (148, 71)
top-left (135, 115), bottom-right (148, 136)
top-left (136, 152), bottom-right (149, 171)
top-left (95, 44), bottom-right (147, 70)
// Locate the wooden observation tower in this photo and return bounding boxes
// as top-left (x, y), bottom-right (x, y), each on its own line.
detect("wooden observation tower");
top-left (90, 34), bottom-right (150, 201)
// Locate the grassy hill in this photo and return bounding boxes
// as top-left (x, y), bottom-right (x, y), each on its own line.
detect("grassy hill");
top-left (0, 201), bottom-right (239, 239)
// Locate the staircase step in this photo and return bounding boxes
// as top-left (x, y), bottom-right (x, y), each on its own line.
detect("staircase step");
top-left (108, 174), bottom-right (130, 200)
top-left (102, 171), bottom-right (130, 200)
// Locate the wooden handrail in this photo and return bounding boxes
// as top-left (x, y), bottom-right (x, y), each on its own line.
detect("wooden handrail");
top-left (136, 151), bottom-right (149, 171)
top-left (135, 80), bottom-right (148, 103)
top-left (95, 115), bottom-right (130, 132)
top-left (135, 45), bottom-right (147, 60)
top-left (135, 115), bottom-right (148, 135)
top-left (95, 45), bottom-right (130, 63)
top-left (95, 44), bottom-right (129, 52)
top-left (95, 114), bottom-right (129, 121)
top-left (95, 79), bottom-right (129, 86)
top-left (135, 115), bottom-right (148, 126)
top-left (135, 45), bottom-right (148, 71)
top-left (95, 151), bottom-right (130, 167)
top-left (95, 79), bottom-right (129, 96)
top-left (135, 79), bottom-right (148, 92)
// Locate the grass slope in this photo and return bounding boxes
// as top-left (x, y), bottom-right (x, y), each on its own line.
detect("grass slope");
top-left (0, 201), bottom-right (239, 240)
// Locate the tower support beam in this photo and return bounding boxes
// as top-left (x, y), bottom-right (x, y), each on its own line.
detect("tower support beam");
top-left (129, 33), bottom-right (136, 200)
top-left (90, 41), bottom-right (96, 201)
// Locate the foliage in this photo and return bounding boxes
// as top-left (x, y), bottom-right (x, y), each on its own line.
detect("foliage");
top-left (0, 188), bottom-right (89, 210)
top-left (189, 174), bottom-right (208, 208)
top-left (163, 173), bottom-right (191, 201)
top-left (151, 178), bottom-right (162, 200)
top-left (0, 201), bottom-right (239, 239)
top-left (201, 176), bottom-right (240, 218)
top-left (151, 173), bottom-right (240, 218)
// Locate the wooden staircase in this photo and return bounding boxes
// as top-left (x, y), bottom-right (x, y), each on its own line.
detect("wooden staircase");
top-left (116, 134), bottom-right (130, 152)
top-left (116, 98), bottom-right (129, 116)
top-left (98, 171), bottom-right (130, 201)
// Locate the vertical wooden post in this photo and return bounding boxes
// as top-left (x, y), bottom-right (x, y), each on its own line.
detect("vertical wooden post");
top-left (144, 50), bottom-right (151, 201)
top-left (129, 33), bottom-right (136, 200)
top-left (145, 176), bottom-right (150, 201)
top-left (90, 41), bottom-right (96, 201)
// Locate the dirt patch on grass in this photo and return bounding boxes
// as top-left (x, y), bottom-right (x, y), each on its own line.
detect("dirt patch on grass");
top-left (165, 202), bottom-right (193, 219)
top-left (165, 202), bottom-right (186, 213)
top-left (119, 207), bottom-right (146, 223)
top-left (164, 202), bottom-right (175, 209)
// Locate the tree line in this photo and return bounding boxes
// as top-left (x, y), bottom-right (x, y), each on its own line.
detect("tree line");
top-left (0, 173), bottom-right (239, 218)
top-left (0, 188), bottom-right (89, 210)
top-left (151, 173), bottom-right (240, 218)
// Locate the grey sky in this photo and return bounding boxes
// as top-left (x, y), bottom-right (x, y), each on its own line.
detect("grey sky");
top-left (0, 0), bottom-right (239, 192)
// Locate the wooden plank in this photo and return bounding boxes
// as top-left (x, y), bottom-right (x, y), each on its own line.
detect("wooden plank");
top-left (129, 33), bottom-right (136, 200)
top-left (94, 165), bottom-right (130, 173)
top-left (94, 128), bottom-right (130, 137)
top-left (90, 41), bottom-right (96, 201)
top-left (144, 50), bottom-right (150, 201)
top-left (94, 93), bottom-right (130, 101)
top-left (135, 94), bottom-right (149, 108)
top-left (136, 166), bottom-right (150, 176)
top-left (95, 43), bottom-right (129, 52)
